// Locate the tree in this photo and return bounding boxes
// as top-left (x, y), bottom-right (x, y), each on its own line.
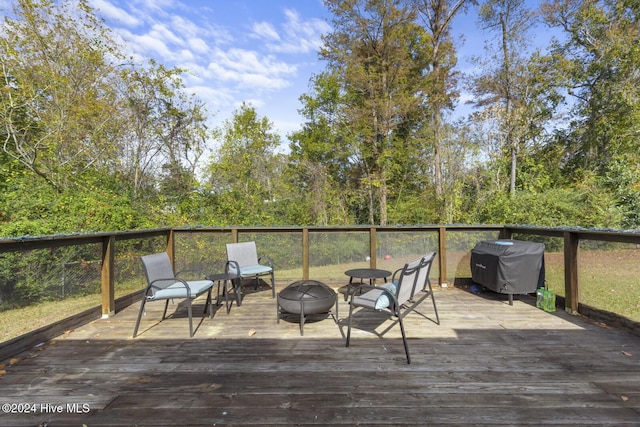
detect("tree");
top-left (0, 0), bottom-right (213, 235)
top-left (117, 61), bottom-right (211, 202)
top-left (470, 0), bottom-right (538, 195)
top-left (539, 0), bottom-right (640, 228)
top-left (288, 71), bottom-right (355, 225)
top-left (320, 0), bottom-right (430, 225)
top-left (541, 0), bottom-right (640, 174)
top-left (413, 0), bottom-right (473, 214)
top-left (0, 0), bottom-right (122, 191)
top-left (205, 103), bottom-right (283, 225)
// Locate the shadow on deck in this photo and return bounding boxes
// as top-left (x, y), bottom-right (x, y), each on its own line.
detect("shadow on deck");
top-left (1, 283), bottom-right (639, 426)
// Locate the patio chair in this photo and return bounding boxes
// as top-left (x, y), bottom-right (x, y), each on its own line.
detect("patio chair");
top-left (133, 252), bottom-right (214, 338)
top-left (226, 241), bottom-right (275, 304)
top-left (345, 252), bottom-right (439, 364)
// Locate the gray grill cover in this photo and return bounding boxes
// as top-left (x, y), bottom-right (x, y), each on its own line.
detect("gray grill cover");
top-left (471, 240), bottom-right (545, 294)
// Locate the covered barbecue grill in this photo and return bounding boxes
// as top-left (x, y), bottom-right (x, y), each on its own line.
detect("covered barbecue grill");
top-left (470, 239), bottom-right (545, 305)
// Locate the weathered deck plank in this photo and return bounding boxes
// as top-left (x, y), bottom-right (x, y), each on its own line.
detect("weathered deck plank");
top-left (1, 284), bottom-right (639, 426)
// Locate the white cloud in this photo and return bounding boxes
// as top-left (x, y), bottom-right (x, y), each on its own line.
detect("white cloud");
top-left (149, 23), bottom-right (184, 47)
top-left (137, 0), bottom-right (179, 16)
top-left (187, 38), bottom-right (209, 54)
top-left (118, 29), bottom-right (174, 59)
top-left (238, 99), bottom-right (265, 109)
top-left (176, 48), bottom-right (195, 62)
top-left (206, 48), bottom-right (296, 90)
top-left (181, 63), bottom-right (211, 83)
top-left (248, 9), bottom-right (329, 55)
top-left (187, 85), bottom-right (234, 107)
top-left (89, 0), bottom-right (140, 27)
top-left (91, 1), bottom-right (329, 141)
top-left (252, 22), bottom-right (280, 41)
top-left (269, 9), bottom-right (330, 54)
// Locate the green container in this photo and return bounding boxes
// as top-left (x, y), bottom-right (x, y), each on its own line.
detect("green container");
top-left (543, 288), bottom-right (556, 312)
top-left (536, 288), bottom-right (556, 312)
top-left (536, 288), bottom-right (545, 309)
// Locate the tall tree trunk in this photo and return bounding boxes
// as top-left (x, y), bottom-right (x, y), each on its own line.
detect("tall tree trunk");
top-left (379, 176), bottom-right (388, 226)
top-left (500, 11), bottom-right (516, 195)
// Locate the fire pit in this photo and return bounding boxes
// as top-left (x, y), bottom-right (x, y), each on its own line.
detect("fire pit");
top-left (277, 280), bottom-right (338, 336)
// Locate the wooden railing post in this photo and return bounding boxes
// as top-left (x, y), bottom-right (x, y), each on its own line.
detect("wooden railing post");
top-left (231, 228), bottom-right (239, 243)
top-left (167, 229), bottom-right (176, 268)
top-left (101, 235), bottom-right (115, 317)
top-left (302, 228), bottom-right (309, 280)
top-left (438, 227), bottom-right (447, 287)
top-left (564, 230), bottom-right (579, 314)
top-left (499, 227), bottom-right (512, 239)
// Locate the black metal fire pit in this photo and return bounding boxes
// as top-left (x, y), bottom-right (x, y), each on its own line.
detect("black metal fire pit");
top-left (277, 280), bottom-right (338, 336)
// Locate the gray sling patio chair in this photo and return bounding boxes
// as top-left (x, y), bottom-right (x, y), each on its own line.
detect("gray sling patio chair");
top-left (133, 252), bottom-right (214, 338)
top-left (226, 241), bottom-right (275, 305)
top-left (346, 252), bottom-right (439, 364)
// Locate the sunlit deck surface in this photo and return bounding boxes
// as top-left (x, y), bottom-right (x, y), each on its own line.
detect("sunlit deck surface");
top-left (1, 281), bottom-right (639, 426)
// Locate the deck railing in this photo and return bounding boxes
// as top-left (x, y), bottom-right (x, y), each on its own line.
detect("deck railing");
top-left (1, 225), bottom-right (639, 359)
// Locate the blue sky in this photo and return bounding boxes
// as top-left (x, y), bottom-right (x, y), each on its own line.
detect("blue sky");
top-left (88, 0), bottom-right (333, 146)
top-left (85, 1), bottom-right (553, 146)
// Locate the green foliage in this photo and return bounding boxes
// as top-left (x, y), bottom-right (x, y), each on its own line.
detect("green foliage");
top-left (320, 0), bottom-right (433, 224)
top-left (478, 186), bottom-right (625, 229)
top-left (0, 169), bottom-right (149, 237)
top-left (0, 0), bottom-right (122, 191)
top-left (0, 0), bottom-right (638, 235)
top-left (203, 104), bottom-right (285, 226)
top-left (600, 156), bottom-right (640, 229)
top-left (542, 0), bottom-right (640, 173)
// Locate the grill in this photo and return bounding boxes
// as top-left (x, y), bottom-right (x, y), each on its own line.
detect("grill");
top-left (471, 239), bottom-right (545, 305)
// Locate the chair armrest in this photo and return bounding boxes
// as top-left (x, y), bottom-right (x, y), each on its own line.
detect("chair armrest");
top-left (258, 255), bottom-right (274, 269)
top-left (391, 267), bottom-right (403, 282)
top-left (226, 260), bottom-right (240, 274)
top-left (147, 277), bottom-right (191, 298)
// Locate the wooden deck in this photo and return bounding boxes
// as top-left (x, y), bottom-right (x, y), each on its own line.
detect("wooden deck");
top-left (1, 282), bottom-right (639, 426)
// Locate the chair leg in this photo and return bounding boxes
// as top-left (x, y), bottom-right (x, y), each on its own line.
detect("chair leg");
top-left (205, 288), bottom-right (213, 318)
top-left (430, 289), bottom-right (440, 325)
top-left (398, 316), bottom-right (411, 364)
top-left (187, 297), bottom-right (194, 337)
top-left (270, 271), bottom-right (275, 298)
top-left (224, 280), bottom-right (231, 314)
top-left (346, 302), bottom-right (354, 347)
top-left (132, 298), bottom-right (147, 338)
top-left (235, 278), bottom-right (243, 307)
top-left (162, 299), bottom-right (170, 320)
top-left (424, 280), bottom-right (440, 325)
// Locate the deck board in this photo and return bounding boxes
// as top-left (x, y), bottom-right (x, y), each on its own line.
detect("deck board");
top-left (1, 284), bottom-right (639, 426)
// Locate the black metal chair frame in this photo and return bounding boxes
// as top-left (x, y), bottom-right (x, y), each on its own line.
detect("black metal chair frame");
top-left (346, 252), bottom-right (440, 364)
top-left (133, 252), bottom-right (214, 338)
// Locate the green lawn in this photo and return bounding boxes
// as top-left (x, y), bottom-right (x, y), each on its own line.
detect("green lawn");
top-left (0, 280), bottom-right (142, 343)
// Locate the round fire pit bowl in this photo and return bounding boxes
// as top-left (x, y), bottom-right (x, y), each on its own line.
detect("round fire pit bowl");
top-left (277, 280), bottom-right (338, 336)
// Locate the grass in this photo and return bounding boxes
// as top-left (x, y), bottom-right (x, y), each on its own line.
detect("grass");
top-left (0, 281), bottom-right (142, 343)
top-left (547, 249), bottom-right (640, 322)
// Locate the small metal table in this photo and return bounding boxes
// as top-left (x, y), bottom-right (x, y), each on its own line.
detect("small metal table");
top-left (206, 271), bottom-right (240, 314)
top-left (341, 268), bottom-right (392, 301)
